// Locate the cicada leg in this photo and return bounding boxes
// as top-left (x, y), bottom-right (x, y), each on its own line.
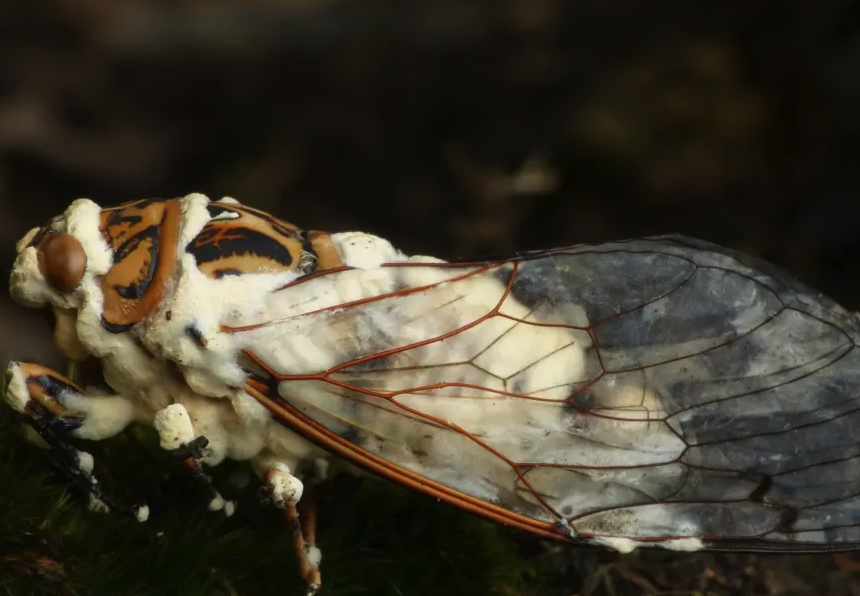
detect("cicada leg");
top-left (256, 458), bottom-right (322, 596)
top-left (297, 458), bottom-right (329, 573)
top-left (151, 404), bottom-right (236, 516)
top-left (3, 361), bottom-right (149, 520)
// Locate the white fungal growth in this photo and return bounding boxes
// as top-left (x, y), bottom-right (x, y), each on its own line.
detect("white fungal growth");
top-left (306, 545), bottom-right (322, 568)
top-left (208, 494), bottom-right (225, 512)
top-left (330, 232), bottom-right (405, 269)
top-left (3, 362), bottom-right (29, 414)
top-left (267, 463), bottom-right (304, 508)
top-left (77, 450), bottom-right (95, 473)
top-left (659, 538), bottom-right (705, 552)
top-left (592, 536), bottom-right (640, 554)
top-left (153, 404), bottom-right (195, 450)
top-left (64, 198), bottom-right (113, 276)
top-left (15, 226), bottom-right (40, 254)
top-left (592, 536), bottom-right (705, 553)
top-left (63, 393), bottom-right (140, 441)
top-left (135, 505), bottom-right (150, 523)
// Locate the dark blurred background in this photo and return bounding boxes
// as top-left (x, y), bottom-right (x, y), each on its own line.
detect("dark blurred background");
top-left (2, 0), bottom-right (860, 594)
top-left (3, 0), bottom-right (860, 362)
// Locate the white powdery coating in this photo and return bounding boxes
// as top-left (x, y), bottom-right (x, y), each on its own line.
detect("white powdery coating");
top-left (64, 392), bottom-right (140, 441)
top-left (77, 450), bottom-right (95, 473)
top-left (8, 245), bottom-right (49, 308)
top-left (9, 199), bottom-right (111, 312)
top-left (178, 193), bottom-right (214, 248)
top-left (229, 391), bottom-right (271, 425)
top-left (260, 425), bottom-right (323, 474)
top-left (175, 394), bottom-right (268, 465)
top-left (248, 258), bottom-right (462, 380)
top-left (3, 363), bottom-right (29, 414)
top-left (267, 463), bottom-right (304, 508)
top-left (306, 545), bottom-right (322, 568)
top-left (593, 536), bottom-right (640, 554)
top-left (155, 229), bottom-right (413, 389)
top-left (140, 250), bottom-right (295, 396)
top-left (208, 494), bottom-right (225, 512)
top-left (331, 232), bottom-right (406, 269)
top-left (15, 226), bottom-right (40, 254)
top-left (659, 538), bottom-right (705, 552)
top-left (592, 536), bottom-right (705, 553)
top-left (153, 404), bottom-right (195, 450)
top-left (64, 198), bottom-right (113, 275)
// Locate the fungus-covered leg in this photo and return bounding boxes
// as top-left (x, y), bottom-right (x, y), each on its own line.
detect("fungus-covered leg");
top-left (152, 404), bottom-right (235, 517)
top-left (298, 459), bottom-right (329, 551)
top-left (3, 361), bottom-right (148, 519)
top-left (257, 459), bottom-right (322, 596)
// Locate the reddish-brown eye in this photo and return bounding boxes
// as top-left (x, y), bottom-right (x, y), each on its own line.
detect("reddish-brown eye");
top-left (36, 233), bottom-right (87, 293)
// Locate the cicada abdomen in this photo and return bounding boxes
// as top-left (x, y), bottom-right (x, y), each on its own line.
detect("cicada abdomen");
top-left (6, 193), bottom-right (860, 594)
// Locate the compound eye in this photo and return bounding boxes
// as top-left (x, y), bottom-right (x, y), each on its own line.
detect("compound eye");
top-left (36, 233), bottom-right (87, 293)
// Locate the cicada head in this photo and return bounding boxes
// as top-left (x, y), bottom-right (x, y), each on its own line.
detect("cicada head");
top-left (10, 199), bottom-right (116, 361)
top-left (12, 201), bottom-right (101, 307)
top-left (11, 196), bottom-right (203, 362)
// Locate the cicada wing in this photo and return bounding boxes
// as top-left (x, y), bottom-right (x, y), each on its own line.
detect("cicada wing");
top-left (239, 236), bottom-right (860, 551)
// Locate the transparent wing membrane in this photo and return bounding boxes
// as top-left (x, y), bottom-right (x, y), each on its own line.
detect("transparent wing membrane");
top-left (238, 236), bottom-right (860, 550)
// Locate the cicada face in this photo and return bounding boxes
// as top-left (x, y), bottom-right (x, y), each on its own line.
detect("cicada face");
top-left (11, 199), bottom-right (111, 361)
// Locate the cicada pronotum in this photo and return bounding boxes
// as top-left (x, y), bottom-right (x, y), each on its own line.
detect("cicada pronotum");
top-left (5, 193), bottom-right (860, 594)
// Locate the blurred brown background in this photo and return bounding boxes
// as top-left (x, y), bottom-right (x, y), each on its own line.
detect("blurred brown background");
top-left (2, 1), bottom-right (860, 593)
top-left (3, 0), bottom-right (860, 361)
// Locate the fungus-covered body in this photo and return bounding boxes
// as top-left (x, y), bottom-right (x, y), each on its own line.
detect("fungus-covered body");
top-left (7, 192), bottom-right (860, 593)
top-left (6, 195), bottom-right (597, 492)
top-left (8, 196), bottom-right (339, 477)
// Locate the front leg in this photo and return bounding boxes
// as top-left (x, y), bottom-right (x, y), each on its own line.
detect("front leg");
top-left (3, 361), bottom-right (148, 519)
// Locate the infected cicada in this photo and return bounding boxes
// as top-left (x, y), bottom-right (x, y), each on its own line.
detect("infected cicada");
top-left (5, 193), bottom-right (860, 594)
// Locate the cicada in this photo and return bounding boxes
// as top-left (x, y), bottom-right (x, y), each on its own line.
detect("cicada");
top-left (5, 193), bottom-right (860, 594)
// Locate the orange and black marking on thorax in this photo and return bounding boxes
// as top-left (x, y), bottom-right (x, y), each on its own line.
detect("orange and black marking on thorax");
top-left (99, 199), bottom-right (181, 333)
top-left (96, 198), bottom-right (344, 334)
top-left (187, 202), bottom-right (343, 279)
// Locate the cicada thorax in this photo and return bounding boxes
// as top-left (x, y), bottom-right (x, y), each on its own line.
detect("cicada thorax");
top-left (98, 199), bottom-right (182, 332)
top-left (96, 197), bottom-right (344, 334)
top-left (183, 201), bottom-right (344, 280)
top-left (88, 194), bottom-right (357, 431)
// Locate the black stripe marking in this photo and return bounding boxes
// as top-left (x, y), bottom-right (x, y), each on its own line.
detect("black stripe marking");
top-left (112, 226), bottom-right (159, 299)
top-left (189, 227), bottom-right (294, 268)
